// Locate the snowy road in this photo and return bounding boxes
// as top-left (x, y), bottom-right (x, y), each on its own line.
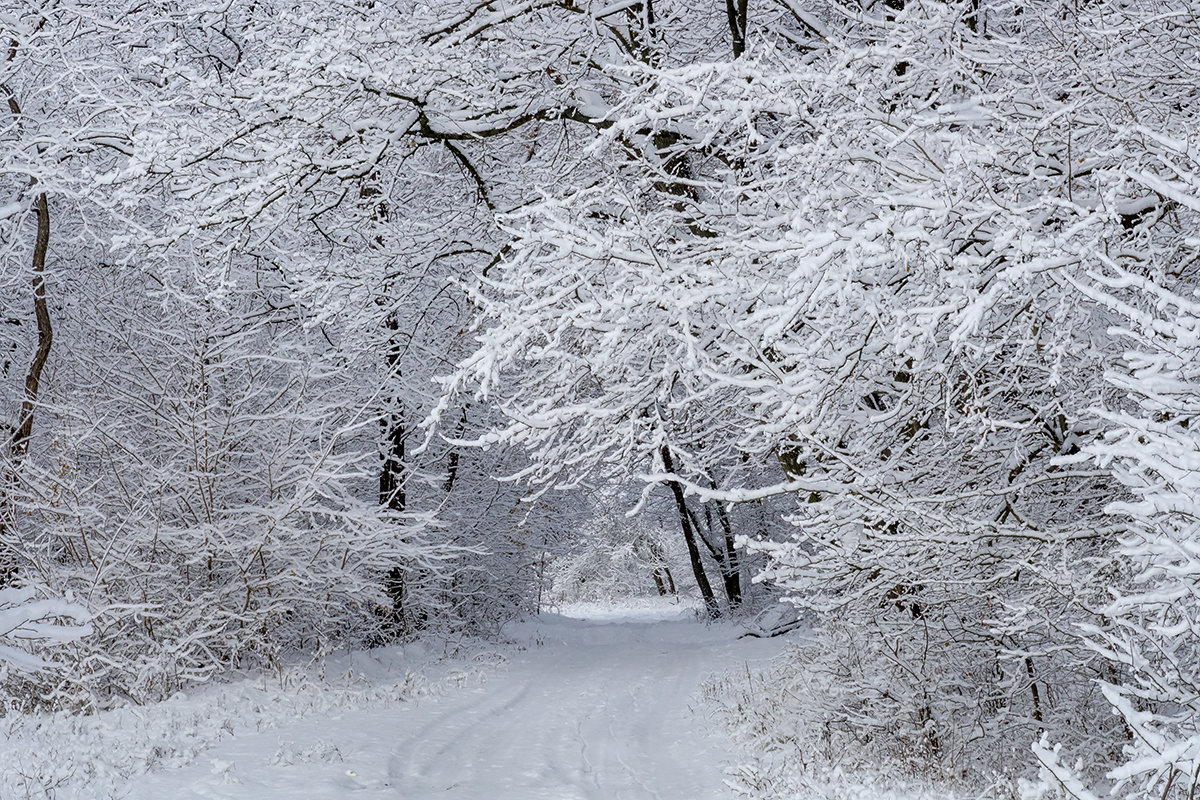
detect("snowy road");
top-left (124, 603), bottom-right (785, 799)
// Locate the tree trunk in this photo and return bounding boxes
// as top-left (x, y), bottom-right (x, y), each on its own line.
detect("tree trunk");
top-left (10, 190), bottom-right (52, 463)
top-left (1, 87), bottom-right (52, 586)
top-left (660, 446), bottom-right (719, 618)
top-left (692, 500), bottom-right (742, 608)
top-left (651, 570), bottom-right (667, 596)
top-left (442, 407), bottom-right (468, 493)
top-left (725, 0), bottom-right (748, 58)
top-left (708, 491), bottom-right (742, 607)
top-left (379, 314), bottom-right (425, 634)
top-left (642, 536), bottom-right (676, 596)
top-left (1025, 656), bottom-right (1044, 728)
top-left (379, 317), bottom-right (406, 514)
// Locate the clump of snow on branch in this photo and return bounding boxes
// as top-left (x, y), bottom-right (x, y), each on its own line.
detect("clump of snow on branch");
top-left (0, 586), bottom-right (91, 674)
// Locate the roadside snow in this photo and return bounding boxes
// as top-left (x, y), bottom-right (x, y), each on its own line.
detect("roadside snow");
top-left (0, 641), bottom-right (490, 799)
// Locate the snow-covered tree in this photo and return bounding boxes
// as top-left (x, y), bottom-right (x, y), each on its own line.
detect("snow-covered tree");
top-left (438, 0), bottom-right (1200, 780)
top-left (0, 0), bottom-right (628, 699)
top-left (1031, 2), bottom-right (1200, 789)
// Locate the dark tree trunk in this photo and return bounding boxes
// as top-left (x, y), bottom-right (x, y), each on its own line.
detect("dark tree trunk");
top-left (379, 425), bottom-right (405, 512)
top-left (645, 537), bottom-right (676, 596)
top-left (442, 407), bottom-right (468, 493)
top-left (1, 87), bottom-right (52, 587)
top-left (10, 190), bottom-right (51, 463)
top-left (661, 446), bottom-right (719, 618)
top-left (717, 542), bottom-right (741, 606)
top-left (1025, 656), bottom-right (1044, 727)
top-left (650, 564), bottom-right (676, 596)
top-left (708, 488), bottom-right (742, 607)
top-left (725, 0), bottom-right (748, 57)
top-left (690, 500), bottom-right (742, 609)
top-left (379, 318), bottom-right (406, 514)
top-left (379, 314), bottom-right (425, 634)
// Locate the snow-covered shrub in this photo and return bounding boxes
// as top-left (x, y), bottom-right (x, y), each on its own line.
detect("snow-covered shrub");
top-left (710, 644), bottom-right (1019, 798)
top-left (0, 585), bottom-right (91, 711)
top-left (21, 272), bottom-right (448, 699)
top-left (0, 586), bottom-right (91, 673)
top-left (1037, 278), bottom-right (1200, 796)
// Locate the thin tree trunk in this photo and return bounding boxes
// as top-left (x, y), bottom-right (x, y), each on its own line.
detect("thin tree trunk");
top-left (379, 317), bottom-right (406, 514)
top-left (646, 537), bottom-right (676, 596)
top-left (1025, 656), bottom-right (1044, 727)
top-left (661, 446), bottom-right (719, 618)
top-left (708, 482), bottom-right (742, 607)
top-left (380, 315), bottom-right (425, 633)
top-left (1, 85), bottom-right (52, 586)
top-left (725, 0), bottom-right (748, 58)
top-left (10, 190), bottom-right (51, 463)
top-left (691, 499), bottom-right (741, 608)
top-left (442, 407), bottom-right (468, 493)
top-left (4, 85), bottom-right (53, 465)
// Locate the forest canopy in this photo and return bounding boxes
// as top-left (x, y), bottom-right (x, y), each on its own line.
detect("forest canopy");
top-left (1, 0), bottom-right (1199, 795)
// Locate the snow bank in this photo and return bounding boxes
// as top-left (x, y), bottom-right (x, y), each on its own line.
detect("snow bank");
top-left (707, 641), bottom-right (1024, 800)
top-left (0, 641), bottom-right (500, 799)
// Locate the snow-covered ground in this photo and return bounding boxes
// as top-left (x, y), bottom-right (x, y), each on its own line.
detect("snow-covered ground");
top-left (0, 638), bottom-right (482, 798)
top-left (3, 596), bottom-right (790, 798)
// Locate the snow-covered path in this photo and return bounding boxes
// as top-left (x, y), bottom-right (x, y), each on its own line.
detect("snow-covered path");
top-left (124, 603), bottom-right (784, 799)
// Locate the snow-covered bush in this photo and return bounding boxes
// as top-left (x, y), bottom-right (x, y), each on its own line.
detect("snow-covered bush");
top-left (709, 643), bottom-right (1023, 798)
top-left (0, 585), bottom-right (91, 711)
top-left (0, 586), bottom-right (91, 673)
top-left (1038, 266), bottom-right (1200, 796)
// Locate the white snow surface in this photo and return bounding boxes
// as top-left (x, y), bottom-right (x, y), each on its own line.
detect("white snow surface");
top-left (5, 597), bottom-right (789, 799)
top-left (130, 599), bottom-right (783, 799)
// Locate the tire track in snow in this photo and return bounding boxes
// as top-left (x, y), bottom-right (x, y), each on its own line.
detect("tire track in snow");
top-left (381, 610), bottom-right (786, 800)
top-left (388, 678), bottom-right (536, 788)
